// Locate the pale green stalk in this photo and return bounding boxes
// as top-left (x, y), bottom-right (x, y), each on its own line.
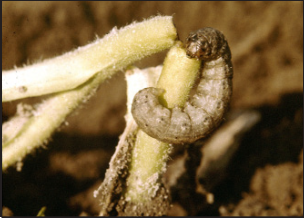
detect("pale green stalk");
top-left (2, 16), bottom-right (177, 170)
top-left (2, 16), bottom-right (177, 102)
top-left (125, 42), bottom-right (201, 202)
top-left (2, 72), bottom-right (102, 170)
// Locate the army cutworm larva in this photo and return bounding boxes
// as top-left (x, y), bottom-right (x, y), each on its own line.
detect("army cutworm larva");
top-left (132, 27), bottom-right (233, 144)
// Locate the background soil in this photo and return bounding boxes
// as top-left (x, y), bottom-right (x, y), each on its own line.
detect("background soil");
top-left (2, 1), bottom-right (303, 216)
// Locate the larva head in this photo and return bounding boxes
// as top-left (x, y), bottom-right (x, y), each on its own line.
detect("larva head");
top-left (186, 27), bottom-right (231, 61)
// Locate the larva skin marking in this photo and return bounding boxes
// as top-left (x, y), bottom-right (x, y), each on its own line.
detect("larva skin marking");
top-left (131, 27), bottom-right (233, 144)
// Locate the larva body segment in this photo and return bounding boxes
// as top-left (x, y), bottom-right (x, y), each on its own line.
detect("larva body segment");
top-left (131, 88), bottom-right (192, 140)
top-left (189, 57), bottom-right (233, 127)
top-left (131, 27), bottom-right (233, 144)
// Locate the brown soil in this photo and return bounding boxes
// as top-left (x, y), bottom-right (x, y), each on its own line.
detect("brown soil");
top-left (2, 2), bottom-right (303, 216)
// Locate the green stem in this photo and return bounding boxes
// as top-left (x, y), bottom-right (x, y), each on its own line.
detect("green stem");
top-left (2, 16), bottom-right (177, 102)
top-left (2, 16), bottom-right (177, 170)
top-left (125, 41), bottom-right (201, 202)
top-left (3, 72), bottom-right (104, 170)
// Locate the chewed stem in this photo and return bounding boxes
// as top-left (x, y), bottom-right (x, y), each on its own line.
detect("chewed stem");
top-left (124, 41), bottom-right (201, 202)
top-left (157, 41), bottom-right (201, 108)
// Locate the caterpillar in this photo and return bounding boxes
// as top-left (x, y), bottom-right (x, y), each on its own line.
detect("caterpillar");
top-left (131, 27), bottom-right (233, 144)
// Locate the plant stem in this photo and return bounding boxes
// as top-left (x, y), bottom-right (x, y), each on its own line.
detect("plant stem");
top-left (2, 16), bottom-right (177, 170)
top-left (124, 41), bottom-right (201, 202)
top-left (2, 16), bottom-right (177, 102)
top-left (157, 41), bottom-right (201, 108)
top-left (2, 72), bottom-right (103, 170)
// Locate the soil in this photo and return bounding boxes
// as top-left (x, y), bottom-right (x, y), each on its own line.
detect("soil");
top-left (2, 2), bottom-right (303, 216)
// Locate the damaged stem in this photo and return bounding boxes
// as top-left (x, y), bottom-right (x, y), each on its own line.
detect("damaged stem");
top-left (124, 41), bottom-right (201, 202)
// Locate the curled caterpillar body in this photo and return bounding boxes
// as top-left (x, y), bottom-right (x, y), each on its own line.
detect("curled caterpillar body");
top-left (131, 27), bottom-right (233, 144)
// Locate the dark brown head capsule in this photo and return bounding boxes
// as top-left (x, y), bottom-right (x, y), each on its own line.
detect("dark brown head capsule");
top-left (186, 27), bottom-right (231, 61)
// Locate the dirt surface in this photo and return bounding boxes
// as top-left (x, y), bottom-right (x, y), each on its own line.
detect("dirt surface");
top-left (2, 2), bottom-right (303, 216)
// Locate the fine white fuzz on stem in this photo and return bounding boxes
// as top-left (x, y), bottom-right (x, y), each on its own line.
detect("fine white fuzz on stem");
top-left (2, 16), bottom-right (177, 102)
top-left (2, 16), bottom-right (177, 170)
